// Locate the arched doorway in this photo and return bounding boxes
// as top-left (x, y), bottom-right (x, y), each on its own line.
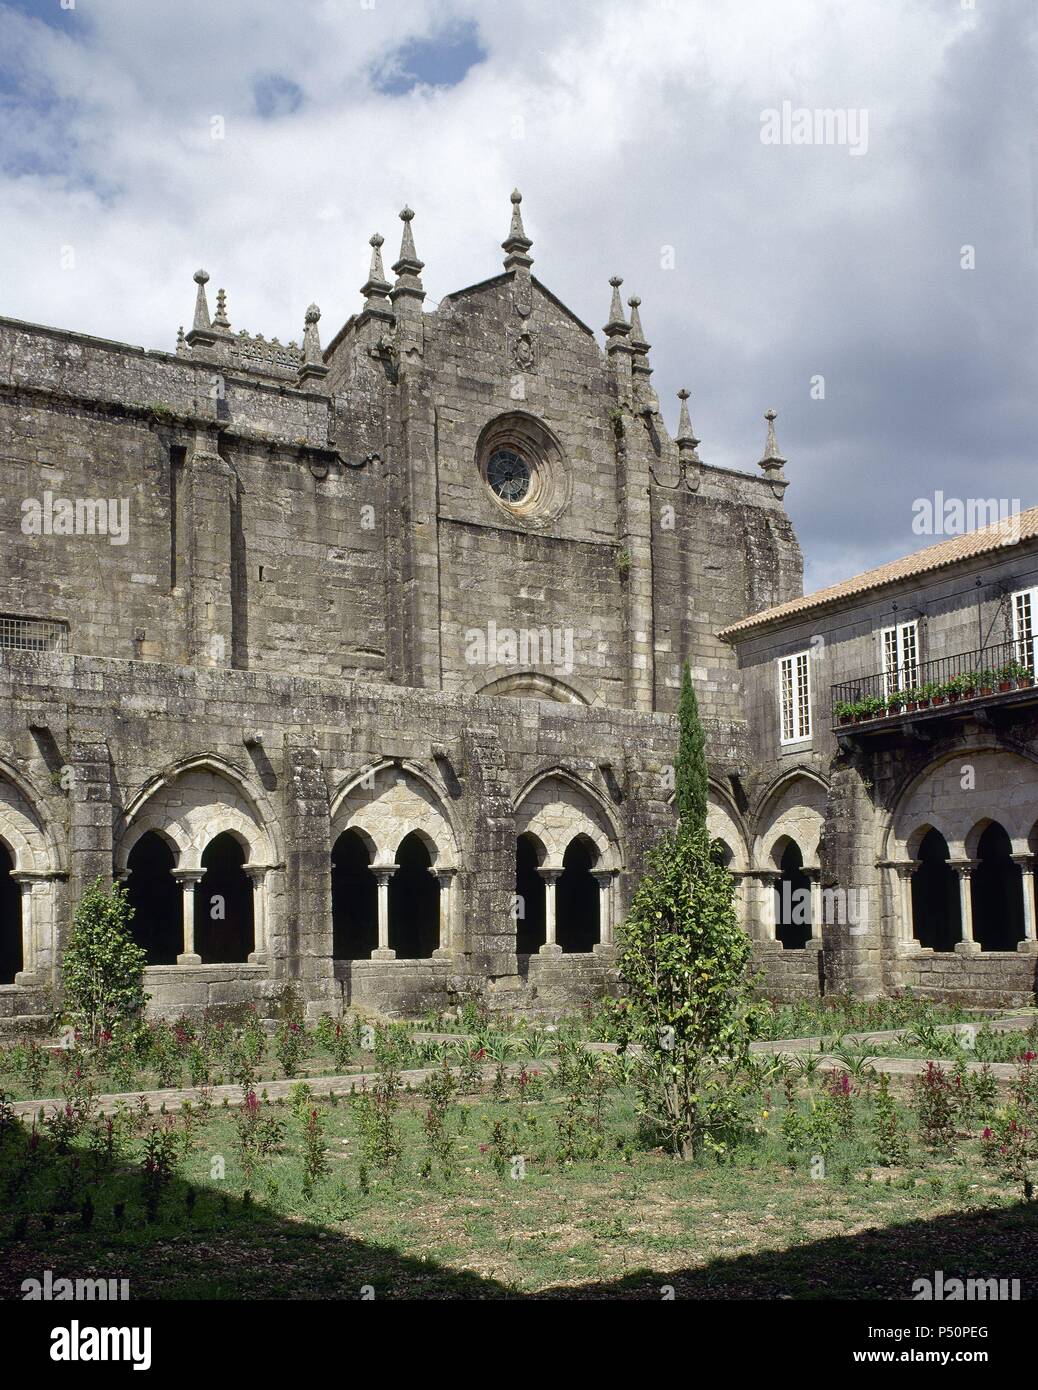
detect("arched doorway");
top-left (195, 833), bottom-right (254, 963)
top-left (516, 834), bottom-right (546, 954)
top-left (911, 829), bottom-right (960, 951)
top-left (126, 832), bottom-right (180, 965)
top-left (0, 842), bottom-right (21, 983)
top-left (556, 838), bottom-right (600, 953)
top-left (331, 829), bottom-right (378, 960)
top-left (388, 832), bottom-right (439, 960)
top-left (775, 841), bottom-right (811, 949)
top-left (972, 822), bottom-right (1024, 951)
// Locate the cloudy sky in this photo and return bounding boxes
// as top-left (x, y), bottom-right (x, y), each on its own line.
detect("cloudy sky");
top-left (0, 0), bottom-right (1034, 591)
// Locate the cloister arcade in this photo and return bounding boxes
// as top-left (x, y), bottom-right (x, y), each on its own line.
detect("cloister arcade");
top-left (885, 749), bottom-right (1037, 955)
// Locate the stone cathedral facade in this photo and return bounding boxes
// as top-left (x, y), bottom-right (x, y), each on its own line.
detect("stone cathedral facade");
top-left (0, 191), bottom-right (1034, 1029)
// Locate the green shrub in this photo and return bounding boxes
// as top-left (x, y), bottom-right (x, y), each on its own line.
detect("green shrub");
top-left (62, 878), bottom-right (148, 1045)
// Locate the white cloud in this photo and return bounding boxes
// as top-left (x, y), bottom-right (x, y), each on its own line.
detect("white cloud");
top-left (0, 0), bottom-right (1033, 589)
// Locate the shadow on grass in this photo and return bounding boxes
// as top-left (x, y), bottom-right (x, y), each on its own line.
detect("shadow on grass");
top-left (1, 1118), bottom-right (1036, 1301)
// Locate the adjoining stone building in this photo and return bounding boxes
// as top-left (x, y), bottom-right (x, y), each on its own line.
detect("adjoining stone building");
top-left (0, 191), bottom-right (1033, 1025)
top-left (719, 509), bottom-right (1038, 1006)
top-left (0, 193), bottom-right (803, 1027)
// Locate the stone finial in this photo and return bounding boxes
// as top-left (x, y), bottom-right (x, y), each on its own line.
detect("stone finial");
top-left (391, 205), bottom-right (426, 305)
top-left (213, 287), bottom-right (231, 331)
top-left (299, 302), bottom-right (329, 384)
top-left (676, 389), bottom-right (701, 455)
top-left (758, 408), bottom-right (787, 471)
top-left (191, 269), bottom-right (211, 331)
top-left (627, 296), bottom-right (649, 353)
top-left (502, 187), bottom-right (533, 271)
top-left (677, 387), bottom-right (702, 490)
top-left (395, 207), bottom-right (422, 271)
top-left (603, 276), bottom-right (630, 339)
top-left (185, 268), bottom-right (217, 348)
top-left (360, 232), bottom-right (394, 322)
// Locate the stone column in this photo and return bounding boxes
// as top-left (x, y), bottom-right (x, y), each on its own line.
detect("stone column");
top-left (1011, 853), bottom-right (1037, 950)
top-left (592, 870), bottom-right (615, 950)
top-left (371, 866), bottom-right (396, 960)
top-left (9, 873), bottom-right (37, 982)
top-left (951, 861), bottom-right (980, 955)
top-left (806, 869), bottom-right (823, 943)
top-left (538, 869), bottom-right (562, 955)
top-left (173, 869), bottom-right (204, 965)
top-left (895, 862), bottom-right (918, 947)
top-left (244, 865), bottom-right (269, 964)
top-left (758, 871), bottom-right (780, 942)
top-left (430, 867), bottom-right (456, 958)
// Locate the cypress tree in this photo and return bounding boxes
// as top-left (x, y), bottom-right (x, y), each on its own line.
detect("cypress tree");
top-left (675, 659), bottom-right (708, 835)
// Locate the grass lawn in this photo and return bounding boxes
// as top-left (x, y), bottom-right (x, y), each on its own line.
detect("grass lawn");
top-left (3, 1051), bottom-right (1037, 1300)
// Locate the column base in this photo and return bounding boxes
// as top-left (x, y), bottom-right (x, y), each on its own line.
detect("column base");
top-left (176, 953), bottom-right (202, 966)
top-left (1016, 938), bottom-right (1038, 955)
top-left (370, 948), bottom-right (396, 961)
top-left (592, 941), bottom-right (616, 957)
top-left (431, 947), bottom-right (454, 960)
top-left (538, 943), bottom-right (563, 956)
top-left (953, 941), bottom-right (981, 957)
top-left (247, 951), bottom-right (268, 965)
top-left (13, 970), bottom-right (45, 987)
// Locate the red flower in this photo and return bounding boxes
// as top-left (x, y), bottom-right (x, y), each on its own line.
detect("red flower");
top-left (982, 1127), bottom-right (992, 1139)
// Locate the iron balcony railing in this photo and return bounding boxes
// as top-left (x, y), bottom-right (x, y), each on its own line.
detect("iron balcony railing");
top-left (831, 637), bottom-right (1036, 729)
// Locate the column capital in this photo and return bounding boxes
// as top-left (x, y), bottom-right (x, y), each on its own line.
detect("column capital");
top-left (243, 863), bottom-right (274, 881)
top-left (172, 868), bottom-right (205, 885)
top-left (1010, 852), bottom-right (1035, 870)
top-left (538, 868), bottom-right (562, 885)
top-left (948, 859), bottom-right (976, 879)
top-left (894, 860), bottom-right (920, 879)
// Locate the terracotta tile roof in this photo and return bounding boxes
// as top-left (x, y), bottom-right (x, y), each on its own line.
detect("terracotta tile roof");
top-left (719, 505), bottom-right (1038, 639)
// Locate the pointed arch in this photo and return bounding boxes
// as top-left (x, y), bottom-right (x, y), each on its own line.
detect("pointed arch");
top-left (885, 745), bottom-right (1038, 862)
top-left (115, 754), bottom-right (279, 874)
top-left (513, 766), bottom-right (623, 872)
top-left (751, 769), bottom-right (828, 871)
top-left (706, 779), bottom-right (750, 873)
top-left (330, 760), bottom-right (459, 869)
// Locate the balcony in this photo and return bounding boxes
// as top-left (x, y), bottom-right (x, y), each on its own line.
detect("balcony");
top-left (831, 638), bottom-right (1038, 741)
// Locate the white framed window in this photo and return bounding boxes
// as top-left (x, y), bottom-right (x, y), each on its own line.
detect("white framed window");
top-left (779, 650), bottom-right (812, 744)
top-left (1011, 587), bottom-right (1037, 672)
top-left (881, 620), bottom-right (919, 696)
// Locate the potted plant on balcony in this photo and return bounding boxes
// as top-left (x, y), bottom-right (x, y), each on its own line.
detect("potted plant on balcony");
top-left (857, 695), bottom-right (887, 722)
top-left (835, 700), bottom-right (857, 726)
top-left (886, 691), bottom-right (904, 714)
top-left (958, 670), bottom-right (978, 699)
top-left (945, 673), bottom-right (969, 703)
top-left (1014, 661), bottom-right (1034, 689)
top-left (903, 686), bottom-right (922, 712)
top-left (977, 667), bottom-right (996, 697)
top-left (995, 663), bottom-right (1014, 694)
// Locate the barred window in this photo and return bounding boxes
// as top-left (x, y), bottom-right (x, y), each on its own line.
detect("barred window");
top-left (881, 620), bottom-right (919, 696)
top-left (0, 615), bottom-right (69, 653)
top-left (779, 651), bottom-right (812, 744)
